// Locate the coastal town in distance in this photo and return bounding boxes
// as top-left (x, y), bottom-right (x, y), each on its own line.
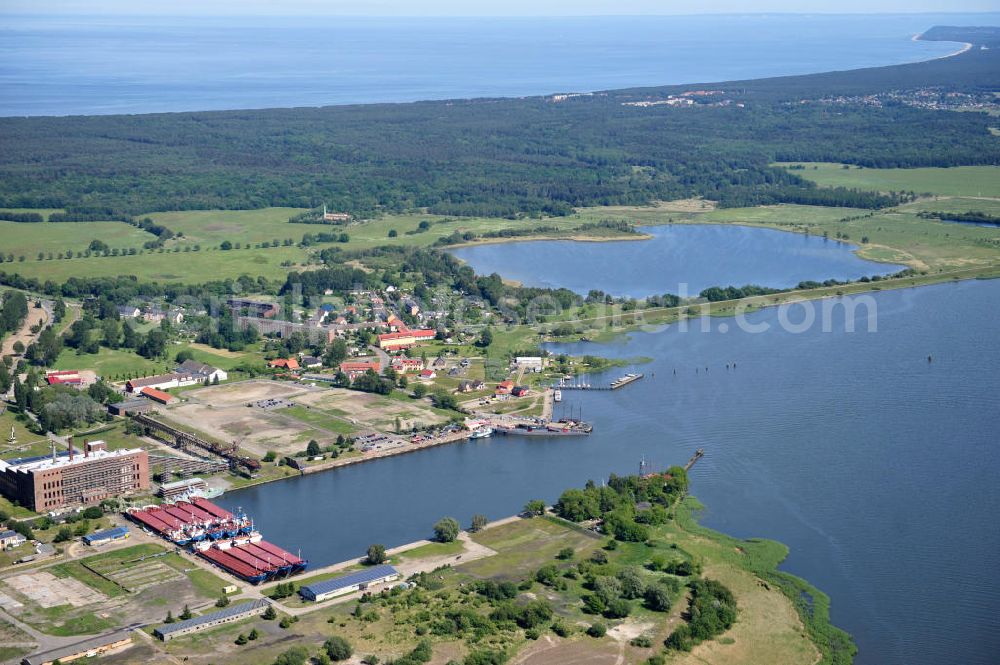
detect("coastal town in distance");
top-left (0, 5), bottom-right (998, 665)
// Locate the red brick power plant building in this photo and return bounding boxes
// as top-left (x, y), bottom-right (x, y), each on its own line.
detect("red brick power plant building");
top-left (0, 440), bottom-right (149, 512)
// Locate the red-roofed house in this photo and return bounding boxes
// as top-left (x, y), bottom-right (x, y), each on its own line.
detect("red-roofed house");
top-left (418, 369), bottom-right (436, 380)
top-left (46, 370), bottom-right (82, 386)
top-left (390, 358), bottom-right (425, 373)
top-left (376, 329), bottom-right (436, 351)
top-left (140, 387), bottom-right (174, 404)
top-left (339, 361), bottom-right (380, 380)
top-left (495, 380), bottom-right (515, 395)
top-left (268, 358), bottom-right (300, 370)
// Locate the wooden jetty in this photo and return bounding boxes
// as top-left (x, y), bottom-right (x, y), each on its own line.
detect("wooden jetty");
top-left (558, 373), bottom-right (644, 392)
top-left (684, 448), bottom-right (705, 472)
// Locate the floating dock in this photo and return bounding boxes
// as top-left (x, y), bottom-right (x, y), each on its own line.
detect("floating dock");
top-left (492, 419), bottom-right (593, 436)
top-left (126, 498), bottom-right (306, 583)
top-left (557, 373), bottom-right (644, 391)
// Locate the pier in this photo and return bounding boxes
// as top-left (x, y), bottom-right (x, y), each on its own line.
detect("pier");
top-left (684, 448), bottom-right (705, 472)
top-left (557, 373), bottom-right (644, 391)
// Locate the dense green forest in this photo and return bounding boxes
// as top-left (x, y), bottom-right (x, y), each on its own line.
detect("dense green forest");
top-left (0, 27), bottom-right (997, 219)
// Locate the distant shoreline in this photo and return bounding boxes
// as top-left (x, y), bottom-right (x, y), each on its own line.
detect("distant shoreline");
top-left (912, 32), bottom-right (973, 59)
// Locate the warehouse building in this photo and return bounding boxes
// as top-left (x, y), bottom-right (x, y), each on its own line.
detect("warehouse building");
top-left (0, 441), bottom-right (149, 512)
top-left (82, 526), bottom-right (129, 547)
top-left (107, 398), bottom-right (154, 417)
top-left (153, 598), bottom-right (271, 641)
top-left (299, 564), bottom-right (399, 602)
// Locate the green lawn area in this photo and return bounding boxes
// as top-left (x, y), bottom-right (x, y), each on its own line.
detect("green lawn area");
top-left (0, 408), bottom-right (51, 463)
top-left (145, 207), bottom-right (311, 246)
top-left (176, 343), bottom-right (256, 371)
top-left (4, 244), bottom-right (310, 284)
top-left (0, 219), bottom-right (156, 258)
top-left (0, 207), bottom-right (642, 284)
top-left (902, 196), bottom-right (1000, 217)
top-left (70, 422), bottom-right (146, 452)
top-left (53, 346), bottom-right (170, 380)
top-left (463, 516), bottom-right (601, 579)
top-left (0, 646), bottom-right (33, 662)
top-left (775, 162), bottom-right (1000, 197)
top-left (282, 405), bottom-right (358, 435)
top-left (394, 539), bottom-right (465, 561)
top-left (51, 560), bottom-right (129, 598)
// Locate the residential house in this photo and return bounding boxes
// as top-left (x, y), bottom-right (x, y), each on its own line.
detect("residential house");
top-left (144, 307), bottom-right (184, 325)
top-left (495, 380), bottom-right (515, 395)
top-left (512, 385), bottom-right (530, 397)
top-left (376, 329), bottom-right (436, 351)
top-left (116, 305), bottom-right (141, 319)
top-left (340, 361), bottom-right (380, 380)
top-left (268, 358), bottom-right (300, 370)
top-left (176, 359), bottom-right (228, 383)
top-left (514, 357), bottom-right (544, 372)
top-left (126, 373), bottom-right (199, 393)
top-left (0, 529), bottom-right (26, 550)
top-left (300, 355), bottom-right (323, 369)
top-left (457, 379), bottom-right (486, 393)
top-left (418, 369), bottom-right (436, 381)
top-left (390, 357), bottom-right (424, 373)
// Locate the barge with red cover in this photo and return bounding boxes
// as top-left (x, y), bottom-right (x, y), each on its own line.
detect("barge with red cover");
top-left (126, 498), bottom-right (306, 583)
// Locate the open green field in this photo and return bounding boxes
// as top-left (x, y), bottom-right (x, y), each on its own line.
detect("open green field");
top-left (0, 207), bottom-right (638, 283)
top-left (282, 405), bottom-right (358, 435)
top-left (145, 207), bottom-right (310, 246)
top-left (0, 408), bottom-right (51, 463)
top-left (902, 196), bottom-right (1000, 217)
top-left (53, 346), bottom-right (171, 379)
top-left (3, 243), bottom-right (309, 284)
top-left (0, 220), bottom-right (157, 259)
top-left (775, 163), bottom-right (1000, 197)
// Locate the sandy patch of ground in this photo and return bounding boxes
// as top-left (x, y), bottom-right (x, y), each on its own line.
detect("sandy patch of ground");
top-left (511, 636), bottom-right (621, 665)
top-left (607, 620), bottom-right (655, 643)
top-left (182, 380), bottom-right (308, 407)
top-left (0, 303), bottom-right (47, 357)
top-left (296, 389), bottom-right (448, 431)
top-left (165, 401), bottom-right (315, 457)
top-left (5, 571), bottom-right (103, 608)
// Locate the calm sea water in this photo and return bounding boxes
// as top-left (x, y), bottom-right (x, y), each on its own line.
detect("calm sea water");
top-left (220, 278), bottom-right (1000, 665)
top-left (1, 13), bottom-right (989, 116)
top-left (450, 225), bottom-right (903, 297)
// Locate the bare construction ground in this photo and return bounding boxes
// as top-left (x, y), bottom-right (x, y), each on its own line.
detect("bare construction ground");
top-left (165, 380), bottom-right (450, 459)
top-left (181, 380), bottom-right (308, 407)
top-left (4, 572), bottom-right (101, 609)
top-left (166, 380), bottom-right (322, 457)
top-left (295, 388), bottom-right (450, 432)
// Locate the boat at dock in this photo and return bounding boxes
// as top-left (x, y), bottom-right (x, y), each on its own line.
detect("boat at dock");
top-left (493, 420), bottom-right (593, 436)
top-left (553, 390), bottom-right (562, 402)
top-left (469, 427), bottom-right (494, 439)
top-left (125, 498), bottom-right (307, 584)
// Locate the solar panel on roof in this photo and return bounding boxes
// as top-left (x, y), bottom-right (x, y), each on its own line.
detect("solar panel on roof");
top-left (85, 526), bottom-right (128, 541)
top-left (301, 565), bottom-right (399, 595)
top-left (155, 599), bottom-right (270, 635)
